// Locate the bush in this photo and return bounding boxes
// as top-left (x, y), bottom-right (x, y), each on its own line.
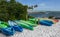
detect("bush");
top-left (48, 16), bottom-right (54, 19)
top-left (28, 15), bottom-right (35, 18)
top-left (0, 0), bottom-right (28, 21)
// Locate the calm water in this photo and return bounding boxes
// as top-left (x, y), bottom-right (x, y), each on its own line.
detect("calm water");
top-left (29, 12), bottom-right (60, 18)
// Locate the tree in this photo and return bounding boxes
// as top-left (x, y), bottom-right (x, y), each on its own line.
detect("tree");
top-left (28, 5), bottom-right (38, 9)
top-left (0, 0), bottom-right (9, 21)
top-left (0, 0), bottom-right (28, 21)
top-left (10, 0), bottom-right (16, 3)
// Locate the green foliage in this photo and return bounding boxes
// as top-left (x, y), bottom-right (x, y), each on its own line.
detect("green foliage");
top-left (48, 16), bottom-right (54, 19)
top-left (0, 0), bottom-right (28, 21)
top-left (28, 15), bottom-right (35, 19)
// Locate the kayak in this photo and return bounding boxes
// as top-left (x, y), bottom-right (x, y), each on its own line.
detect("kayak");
top-left (39, 18), bottom-right (58, 24)
top-left (29, 18), bottom-right (38, 22)
top-left (20, 20), bottom-right (37, 27)
top-left (15, 20), bottom-right (34, 30)
top-left (39, 20), bottom-right (53, 26)
top-left (40, 20), bottom-right (54, 24)
top-left (0, 21), bottom-right (15, 36)
top-left (8, 20), bottom-right (23, 32)
top-left (53, 19), bottom-right (59, 23)
top-left (29, 18), bottom-right (58, 24)
top-left (1, 27), bottom-right (15, 36)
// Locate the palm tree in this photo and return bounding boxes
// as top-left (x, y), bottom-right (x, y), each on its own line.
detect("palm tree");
top-left (28, 5), bottom-right (38, 9)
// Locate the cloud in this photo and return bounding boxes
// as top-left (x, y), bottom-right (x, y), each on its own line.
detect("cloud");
top-left (39, 3), bottom-right (46, 7)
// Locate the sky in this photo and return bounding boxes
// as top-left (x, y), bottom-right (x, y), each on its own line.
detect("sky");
top-left (16, 0), bottom-right (60, 12)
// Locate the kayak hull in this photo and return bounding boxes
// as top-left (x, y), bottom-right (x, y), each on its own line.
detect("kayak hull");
top-left (8, 21), bottom-right (23, 32)
top-left (13, 25), bottom-right (23, 32)
top-left (1, 27), bottom-right (15, 36)
top-left (0, 21), bottom-right (15, 36)
top-left (15, 21), bottom-right (34, 30)
top-left (39, 20), bottom-right (53, 26)
top-left (20, 20), bottom-right (37, 27)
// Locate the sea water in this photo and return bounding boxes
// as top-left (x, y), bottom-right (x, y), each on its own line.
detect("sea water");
top-left (28, 11), bottom-right (60, 18)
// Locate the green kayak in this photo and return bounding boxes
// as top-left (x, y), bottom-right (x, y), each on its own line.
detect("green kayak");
top-left (29, 18), bottom-right (51, 22)
top-left (29, 18), bottom-right (38, 22)
top-left (20, 20), bottom-right (37, 27)
top-left (0, 21), bottom-right (15, 35)
top-left (0, 21), bottom-right (8, 28)
top-left (15, 21), bottom-right (34, 30)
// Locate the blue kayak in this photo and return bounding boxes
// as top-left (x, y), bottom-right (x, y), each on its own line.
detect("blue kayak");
top-left (39, 20), bottom-right (53, 26)
top-left (41, 20), bottom-right (54, 24)
top-left (1, 27), bottom-right (15, 36)
top-left (0, 21), bottom-right (15, 36)
top-left (8, 20), bottom-right (23, 32)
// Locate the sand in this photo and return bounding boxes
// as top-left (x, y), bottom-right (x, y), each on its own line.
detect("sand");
top-left (0, 20), bottom-right (60, 37)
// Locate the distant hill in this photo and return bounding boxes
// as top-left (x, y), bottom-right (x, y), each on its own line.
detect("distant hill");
top-left (28, 11), bottom-right (60, 14)
top-left (28, 12), bottom-right (46, 14)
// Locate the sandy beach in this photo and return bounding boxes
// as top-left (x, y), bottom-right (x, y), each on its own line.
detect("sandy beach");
top-left (0, 20), bottom-right (60, 37)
